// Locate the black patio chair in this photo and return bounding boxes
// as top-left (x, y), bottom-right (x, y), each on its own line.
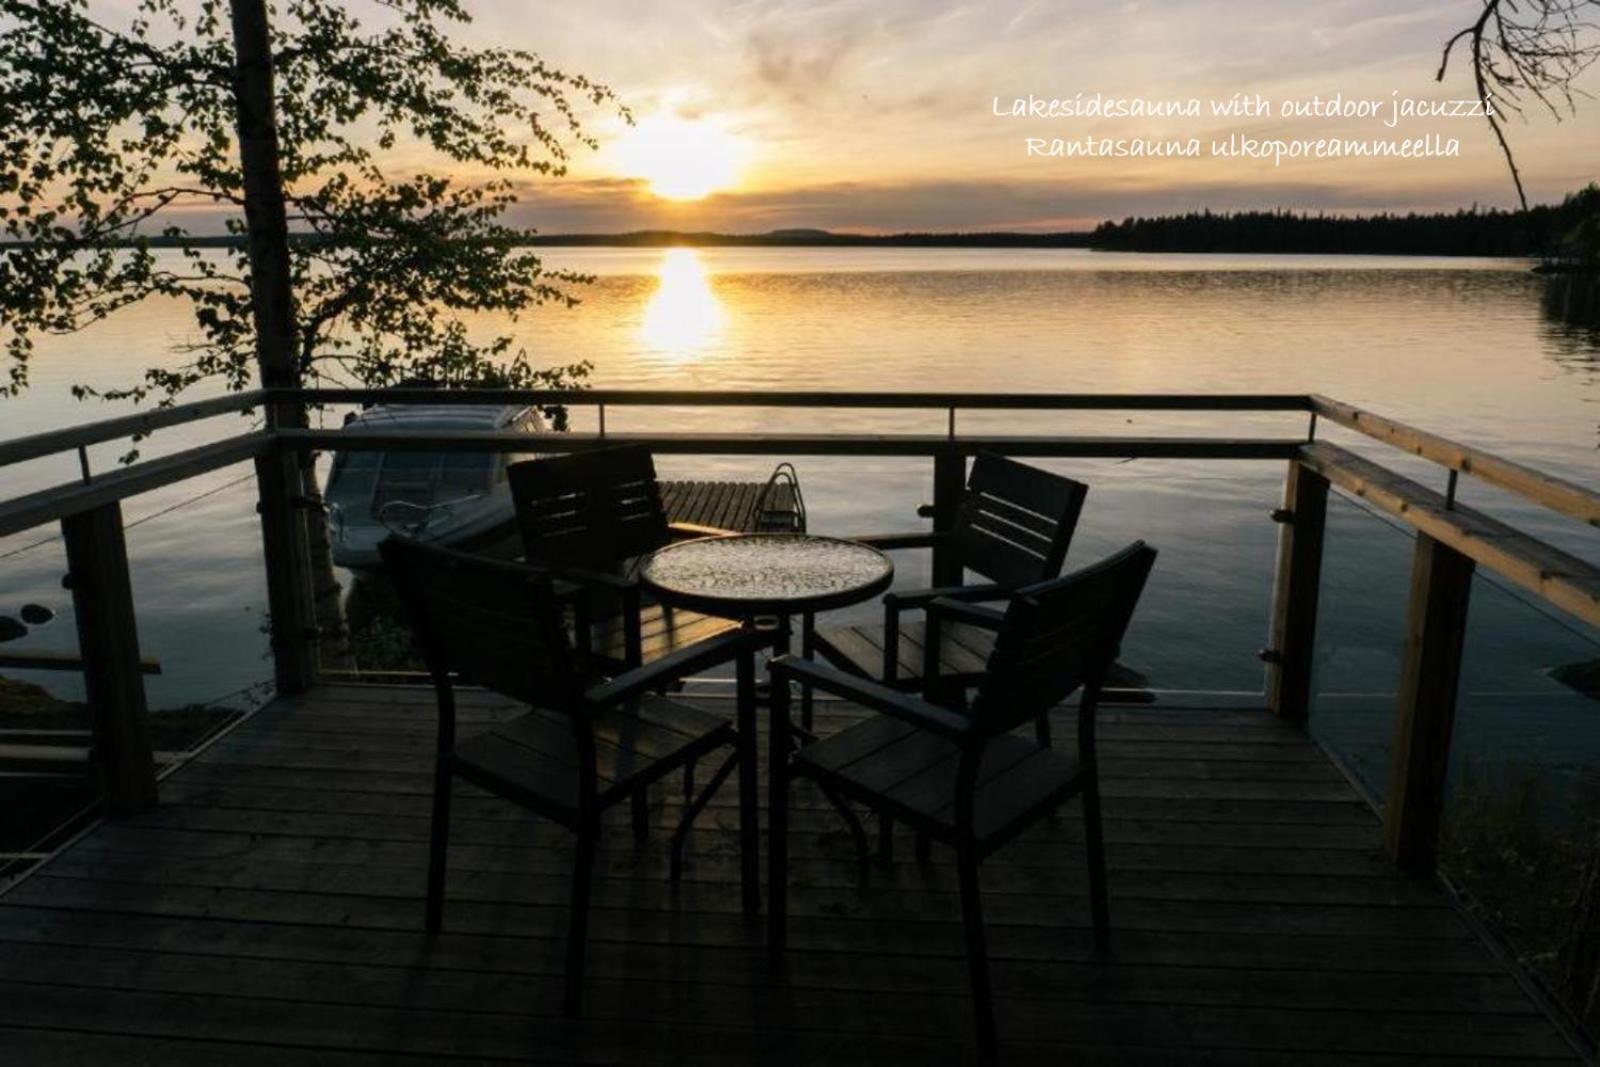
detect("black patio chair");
top-left (806, 452), bottom-right (1088, 742)
top-left (508, 445), bottom-right (740, 672)
top-left (767, 542), bottom-right (1157, 1059)
top-left (380, 535), bottom-right (771, 1016)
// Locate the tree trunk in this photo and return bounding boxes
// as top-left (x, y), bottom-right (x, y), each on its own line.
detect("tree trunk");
top-left (228, 0), bottom-right (297, 406)
top-left (229, 0), bottom-right (353, 676)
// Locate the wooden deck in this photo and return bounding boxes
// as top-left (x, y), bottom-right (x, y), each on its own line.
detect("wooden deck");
top-left (0, 684), bottom-right (1580, 1065)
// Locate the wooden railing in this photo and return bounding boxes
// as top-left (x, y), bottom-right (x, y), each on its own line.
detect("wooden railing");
top-left (1, 388), bottom-right (1596, 878)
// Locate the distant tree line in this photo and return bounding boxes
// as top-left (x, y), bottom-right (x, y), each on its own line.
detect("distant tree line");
top-left (8, 187), bottom-right (1596, 259)
top-left (1091, 186), bottom-right (1599, 257)
top-left (518, 229), bottom-right (1097, 248)
top-left (0, 229), bottom-right (1097, 251)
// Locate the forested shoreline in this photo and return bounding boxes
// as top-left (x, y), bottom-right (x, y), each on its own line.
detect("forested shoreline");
top-left (1089, 195), bottom-right (1592, 257)
top-left (6, 185), bottom-right (1595, 259)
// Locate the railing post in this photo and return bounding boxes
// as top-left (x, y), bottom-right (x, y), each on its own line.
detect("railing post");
top-left (1265, 460), bottom-right (1329, 724)
top-left (931, 451), bottom-right (965, 586)
top-left (1385, 532), bottom-right (1474, 873)
top-left (255, 446), bottom-right (318, 693)
top-left (60, 502), bottom-right (158, 813)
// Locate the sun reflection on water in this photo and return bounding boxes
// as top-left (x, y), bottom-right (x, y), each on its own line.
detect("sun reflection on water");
top-left (640, 248), bottom-right (723, 359)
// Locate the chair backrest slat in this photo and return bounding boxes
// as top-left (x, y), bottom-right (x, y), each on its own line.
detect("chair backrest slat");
top-left (380, 536), bottom-right (577, 707)
top-left (953, 453), bottom-right (1088, 588)
top-left (508, 445), bottom-right (671, 571)
top-left (973, 541), bottom-right (1156, 736)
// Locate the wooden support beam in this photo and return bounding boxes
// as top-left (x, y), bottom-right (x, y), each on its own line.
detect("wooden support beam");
top-left (254, 449), bottom-right (318, 694)
top-left (930, 452), bottom-right (966, 587)
top-left (59, 503), bottom-right (157, 813)
top-left (1386, 533), bottom-right (1475, 873)
top-left (1265, 462), bottom-right (1329, 724)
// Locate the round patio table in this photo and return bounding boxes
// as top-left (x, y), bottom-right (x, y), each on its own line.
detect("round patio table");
top-left (639, 533), bottom-right (893, 620)
top-left (639, 534), bottom-right (893, 913)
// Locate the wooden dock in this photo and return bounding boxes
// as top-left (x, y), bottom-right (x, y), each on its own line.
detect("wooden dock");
top-left (0, 683), bottom-right (1579, 1064)
top-left (661, 478), bottom-right (803, 534)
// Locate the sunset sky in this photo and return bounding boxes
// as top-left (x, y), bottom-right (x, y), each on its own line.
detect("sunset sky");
top-left (442, 0), bottom-right (1600, 234)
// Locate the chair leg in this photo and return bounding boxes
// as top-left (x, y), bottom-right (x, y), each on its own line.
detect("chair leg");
top-left (817, 781), bottom-right (870, 884)
top-left (736, 647), bottom-right (761, 914)
top-left (768, 761), bottom-right (789, 958)
top-left (564, 821), bottom-right (599, 1017)
top-left (878, 814), bottom-right (894, 863)
top-left (672, 749), bottom-right (738, 882)
top-left (1036, 711), bottom-right (1061, 821)
top-left (915, 832), bottom-right (932, 863)
top-left (1083, 776), bottom-right (1112, 955)
top-left (957, 840), bottom-right (998, 1060)
top-left (800, 612), bottom-right (816, 734)
top-left (424, 759), bottom-right (452, 934)
top-left (631, 789), bottom-right (649, 844)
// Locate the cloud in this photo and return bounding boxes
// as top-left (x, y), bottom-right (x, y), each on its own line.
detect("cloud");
top-left (744, 17), bottom-right (869, 109)
top-left (77, 0), bottom-right (1600, 235)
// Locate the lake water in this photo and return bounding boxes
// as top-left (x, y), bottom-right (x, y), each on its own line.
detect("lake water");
top-left (1, 247), bottom-right (1597, 798)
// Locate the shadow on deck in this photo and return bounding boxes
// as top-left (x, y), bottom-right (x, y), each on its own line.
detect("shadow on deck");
top-left (0, 684), bottom-right (1581, 1064)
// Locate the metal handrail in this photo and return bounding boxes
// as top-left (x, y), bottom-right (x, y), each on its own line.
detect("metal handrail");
top-left (5, 387), bottom-right (1590, 536)
top-left (273, 387), bottom-right (1314, 411)
top-left (1309, 394), bottom-right (1600, 529)
top-left (0, 390), bottom-right (265, 468)
top-left (0, 389), bottom-right (1593, 627)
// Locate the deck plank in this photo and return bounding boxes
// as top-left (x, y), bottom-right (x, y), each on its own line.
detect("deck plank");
top-left (0, 683), bottom-right (1580, 1063)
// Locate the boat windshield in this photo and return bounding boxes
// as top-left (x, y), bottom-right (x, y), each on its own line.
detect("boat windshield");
top-left (328, 451), bottom-right (494, 519)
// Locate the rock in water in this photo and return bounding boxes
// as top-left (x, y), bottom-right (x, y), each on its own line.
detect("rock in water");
top-left (1552, 659), bottom-right (1600, 701)
top-left (1106, 661), bottom-right (1151, 689)
top-left (0, 616), bottom-right (25, 643)
top-left (19, 603), bottom-right (53, 625)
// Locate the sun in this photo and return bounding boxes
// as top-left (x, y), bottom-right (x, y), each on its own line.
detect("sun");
top-left (610, 116), bottom-right (749, 201)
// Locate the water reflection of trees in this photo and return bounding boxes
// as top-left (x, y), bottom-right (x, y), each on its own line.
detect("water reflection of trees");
top-left (1540, 275), bottom-right (1600, 393)
top-left (1544, 273), bottom-right (1600, 328)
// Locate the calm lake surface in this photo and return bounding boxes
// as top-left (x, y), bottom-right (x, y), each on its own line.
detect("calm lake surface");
top-left (2, 248), bottom-right (1597, 796)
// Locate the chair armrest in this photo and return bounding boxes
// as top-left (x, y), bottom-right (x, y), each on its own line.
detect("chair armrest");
top-left (846, 531), bottom-right (947, 551)
top-left (540, 562), bottom-right (637, 593)
top-left (882, 582), bottom-right (1009, 612)
top-left (582, 628), bottom-right (779, 707)
top-left (925, 597), bottom-right (1006, 630)
top-left (668, 521), bottom-right (736, 540)
top-left (880, 582), bottom-right (1006, 684)
top-left (769, 656), bottom-right (972, 741)
top-left (547, 579), bottom-right (591, 607)
top-left (426, 553), bottom-right (585, 603)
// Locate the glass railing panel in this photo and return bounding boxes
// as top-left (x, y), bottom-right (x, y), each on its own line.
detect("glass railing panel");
top-left (1441, 569), bottom-right (1600, 1005)
top-left (0, 459), bottom-right (276, 883)
top-left (0, 530), bottom-right (93, 884)
top-left (120, 459), bottom-right (275, 733)
top-left (1306, 490), bottom-right (1416, 800)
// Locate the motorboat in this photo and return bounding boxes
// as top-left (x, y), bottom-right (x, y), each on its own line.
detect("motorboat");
top-left (324, 404), bottom-right (546, 571)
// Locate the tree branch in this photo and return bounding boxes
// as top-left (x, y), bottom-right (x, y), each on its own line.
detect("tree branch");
top-left (1437, 0), bottom-right (1600, 211)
